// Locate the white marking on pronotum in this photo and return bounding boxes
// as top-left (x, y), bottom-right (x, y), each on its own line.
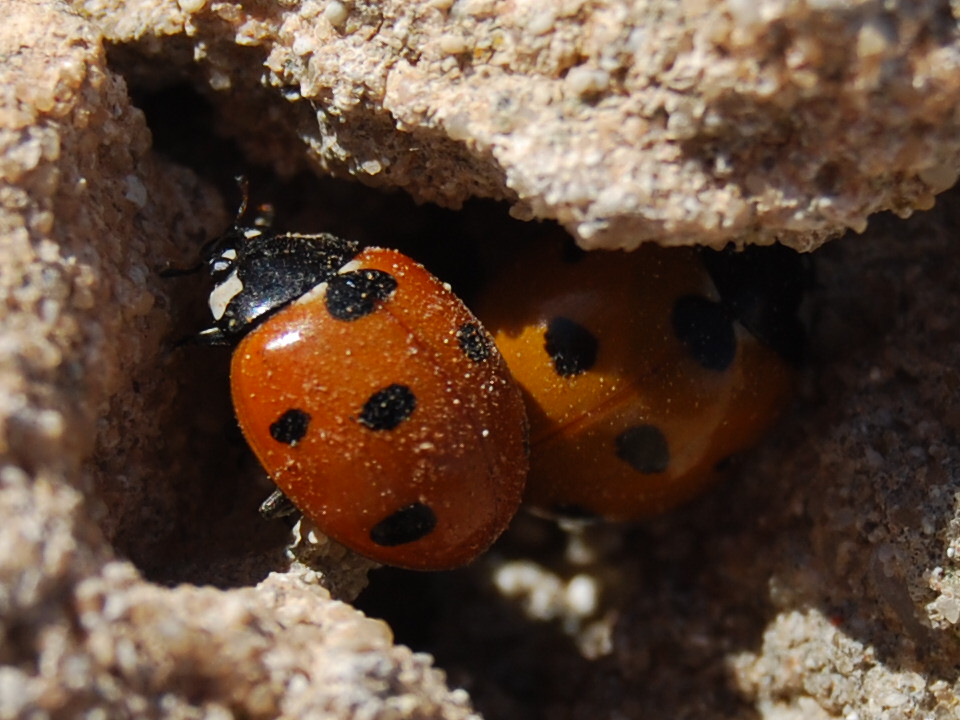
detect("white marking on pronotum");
top-left (298, 280), bottom-right (329, 304)
top-left (336, 259), bottom-right (362, 275)
top-left (208, 269), bottom-right (243, 320)
top-left (294, 256), bottom-right (365, 308)
top-left (211, 247), bottom-right (238, 274)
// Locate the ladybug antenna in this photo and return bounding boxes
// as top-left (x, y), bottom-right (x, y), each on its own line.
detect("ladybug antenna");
top-left (196, 176), bottom-right (255, 265)
top-left (229, 175), bottom-right (274, 229)
top-left (158, 261), bottom-right (204, 278)
top-left (234, 175), bottom-right (250, 224)
top-left (160, 178), bottom-right (252, 276)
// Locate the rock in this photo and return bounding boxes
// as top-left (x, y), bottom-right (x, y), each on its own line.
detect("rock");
top-left (76, 0), bottom-right (960, 250)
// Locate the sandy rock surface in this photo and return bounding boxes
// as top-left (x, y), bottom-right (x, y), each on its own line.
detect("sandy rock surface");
top-left (74, 0), bottom-right (960, 250)
top-left (2, 0), bottom-right (960, 719)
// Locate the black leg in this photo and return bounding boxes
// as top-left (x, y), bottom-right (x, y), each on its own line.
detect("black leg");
top-left (259, 488), bottom-right (299, 520)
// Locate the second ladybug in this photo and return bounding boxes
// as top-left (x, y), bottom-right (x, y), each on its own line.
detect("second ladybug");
top-left (473, 237), bottom-right (802, 521)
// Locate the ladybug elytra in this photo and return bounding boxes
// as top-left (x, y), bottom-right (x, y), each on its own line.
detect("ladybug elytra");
top-left (198, 196), bottom-right (528, 570)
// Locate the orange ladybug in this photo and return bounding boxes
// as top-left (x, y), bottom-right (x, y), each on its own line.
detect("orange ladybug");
top-left (198, 204), bottom-right (528, 570)
top-left (473, 238), bottom-right (801, 521)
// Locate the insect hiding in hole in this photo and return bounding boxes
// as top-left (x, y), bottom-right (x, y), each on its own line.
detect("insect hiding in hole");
top-left (194, 183), bottom-right (528, 570)
top-left (473, 237), bottom-right (802, 521)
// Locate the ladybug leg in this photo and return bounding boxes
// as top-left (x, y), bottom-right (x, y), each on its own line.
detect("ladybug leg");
top-left (166, 324), bottom-right (233, 351)
top-left (259, 488), bottom-right (300, 520)
top-left (189, 326), bottom-right (234, 347)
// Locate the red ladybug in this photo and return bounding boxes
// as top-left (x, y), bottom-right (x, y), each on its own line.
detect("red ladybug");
top-left (473, 237), bottom-right (801, 521)
top-left (198, 199), bottom-right (528, 570)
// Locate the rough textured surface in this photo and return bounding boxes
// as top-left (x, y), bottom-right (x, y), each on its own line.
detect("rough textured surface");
top-left (4, 1), bottom-right (960, 719)
top-left (74, 0), bottom-right (960, 250)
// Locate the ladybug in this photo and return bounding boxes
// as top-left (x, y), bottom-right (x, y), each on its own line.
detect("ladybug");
top-left (197, 192), bottom-right (528, 570)
top-left (473, 237), bottom-right (802, 521)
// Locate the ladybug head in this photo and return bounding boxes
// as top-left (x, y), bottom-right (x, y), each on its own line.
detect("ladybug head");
top-left (196, 183), bottom-right (360, 346)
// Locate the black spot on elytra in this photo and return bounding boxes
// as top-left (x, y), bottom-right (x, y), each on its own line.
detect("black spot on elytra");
top-left (370, 502), bottom-right (437, 546)
top-left (269, 408), bottom-right (311, 445)
top-left (326, 269), bottom-right (398, 321)
top-left (457, 322), bottom-right (492, 363)
top-left (544, 317), bottom-right (598, 377)
top-left (615, 425), bottom-right (670, 474)
top-left (671, 295), bottom-right (736, 371)
top-left (358, 384), bottom-right (417, 431)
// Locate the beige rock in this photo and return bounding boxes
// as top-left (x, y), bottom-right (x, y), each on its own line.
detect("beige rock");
top-left (72, 0), bottom-right (960, 250)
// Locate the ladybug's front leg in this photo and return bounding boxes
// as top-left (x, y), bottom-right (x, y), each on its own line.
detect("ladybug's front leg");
top-left (259, 488), bottom-right (299, 521)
